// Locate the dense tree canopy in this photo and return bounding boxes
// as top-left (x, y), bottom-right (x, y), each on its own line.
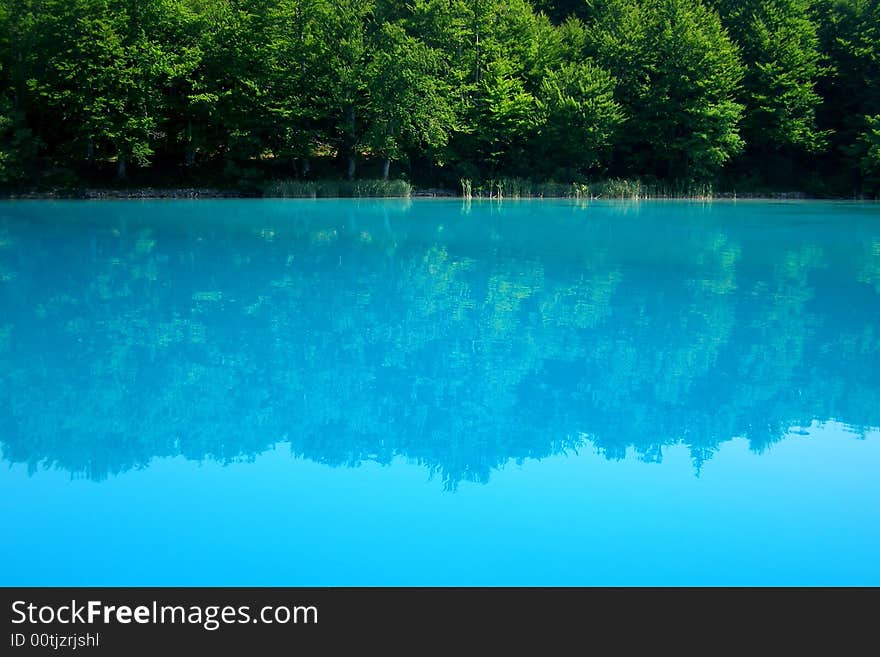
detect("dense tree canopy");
top-left (585, 0), bottom-right (745, 181)
top-left (815, 0), bottom-right (880, 192)
top-left (713, 0), bottom-right (826, 153)
top-left (0, 0), bottom-right (877, 194)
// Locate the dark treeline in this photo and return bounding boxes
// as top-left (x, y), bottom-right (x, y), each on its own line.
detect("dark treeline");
top-left (0, 0), bottom-right (878, 195)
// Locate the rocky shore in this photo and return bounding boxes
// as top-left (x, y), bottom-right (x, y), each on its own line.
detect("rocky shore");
top-left (1, 188), bottom-right (252, 199)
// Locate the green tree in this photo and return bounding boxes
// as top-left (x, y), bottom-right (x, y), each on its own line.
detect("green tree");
top-left (140, 0), bottom-right (205, 171)
top-left (712, 0), bottom-right (828, 180)
top-left (816, 0), bottom-right (880, 194)
top-left (0, 90), bottom-right (39, 185)
top-left (26, 1), bottom-right (169, 178)
top-left (859, 114), bottom-right (880, 194)
top-left (313, 0), bottom-right (373, 179)
top-left (263, 0), bottom-right (329, 177)
top-left (0, 0), bottom-right (875, 191)
top-left (0, 2), bottom-right (39, 184)
top-left (473, 59), bottom-right (541, 176)
top-left (533, 0), bottom-right (602, 22)
top-left (440, 0), bottom-right (571, 178)
top-left (188, 0), bottom-right (280, 177)
top-left (364, 23), bottom-right (457, 179)
top-left (588, 0), bottom-right (745, 181)
top-left (536, 61), bottom-right (623, 178)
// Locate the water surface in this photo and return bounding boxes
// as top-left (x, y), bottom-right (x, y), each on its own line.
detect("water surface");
top-left (1, 199), bottom-right (878, 585)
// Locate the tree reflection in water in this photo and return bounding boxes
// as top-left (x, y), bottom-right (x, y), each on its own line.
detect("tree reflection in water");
top-left (0, 200), bottom-right (878, 488)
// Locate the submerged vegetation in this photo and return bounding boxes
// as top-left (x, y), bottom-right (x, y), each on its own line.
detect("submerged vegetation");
top-left (0, 0), bottom-right (879, 196)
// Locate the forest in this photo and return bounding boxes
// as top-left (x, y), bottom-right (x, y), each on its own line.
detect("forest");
top-left (0, 0), bottom-right (878, 196)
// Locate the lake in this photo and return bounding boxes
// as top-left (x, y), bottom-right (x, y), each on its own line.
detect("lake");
top-left (1, 199), bottom-right (878, 585)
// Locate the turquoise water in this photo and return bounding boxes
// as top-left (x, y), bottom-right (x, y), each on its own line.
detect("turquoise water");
top-left (1, 199), bottom-right (879, 585)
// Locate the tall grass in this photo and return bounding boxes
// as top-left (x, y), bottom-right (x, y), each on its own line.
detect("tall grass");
top-left (263, 176), bottom-right (717, 199)
top-left (463, 178), bottom-right (589, 199)
top-left (263, 179), bottom-right (413, 198)
top-left (459, 177), bottom-right (715, 199)
top-left (586, 178), bottom-right (714, 199)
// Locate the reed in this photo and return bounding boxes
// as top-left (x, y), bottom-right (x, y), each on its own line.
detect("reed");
top-left (468, 178), bottom-right (581, 198)
top-left (263, 179), bottom-right (413, 198)
top-left (460, 178), bottom-right (472, 199)
top-left (585, 179), bottom-right (714, 199)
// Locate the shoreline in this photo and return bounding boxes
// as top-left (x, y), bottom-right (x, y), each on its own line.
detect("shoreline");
top-left (0, 187), bottom-right (872, 201)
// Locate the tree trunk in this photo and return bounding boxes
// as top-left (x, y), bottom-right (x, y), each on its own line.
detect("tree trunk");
top-left (475, 21), bottom-right (481, 84)
top-left (185, 120), bottom-right (195, 167)
top-left (382, 158), bottom-right (391, 180)
top-left (346, 105), bottom-right (356, 180)
top-left (302, 156), bottom-right (310, 177)
top-left (116, 154), bottom-right (126, 180)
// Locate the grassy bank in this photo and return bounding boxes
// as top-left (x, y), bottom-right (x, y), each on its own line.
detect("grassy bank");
top-left (262, 179), bottom-right (414, 198)
top-left (458, 178), bottom-right (720, 200)
top-left (3, 177), bottom-right (871, 200)
top-left (263, 177), bottom-right (799, 200)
